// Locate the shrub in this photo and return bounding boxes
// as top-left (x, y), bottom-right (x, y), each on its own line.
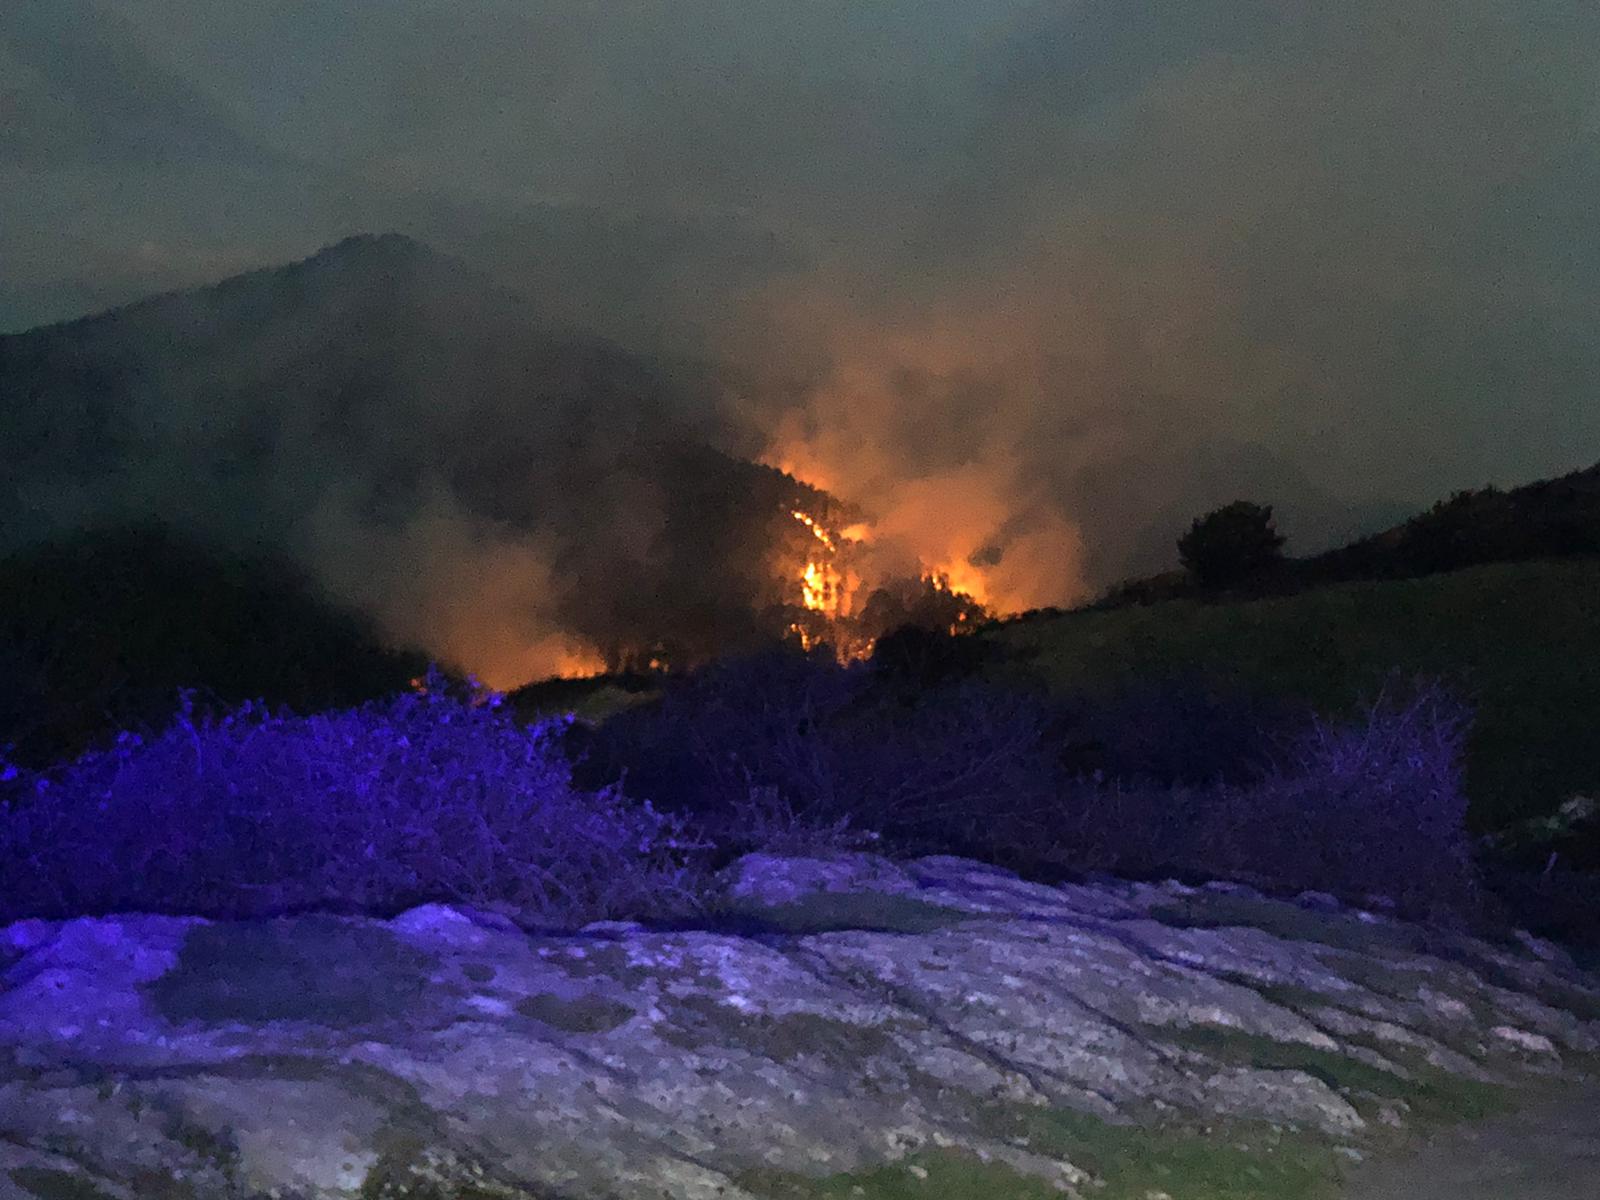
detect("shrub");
top-left (1038, 677), bottom-right (1480, 918)
top-left (870, 623), bottom-right (996, 692)
top-left (1177, 501), bottom-right (1287, 590)
top-left (578, 646), bottom-right (1060, 864)
top-left (1051, 673), bottom-right (1305, 788)
top-left (1398, 488), bottom-right (1500, 574)
top-left (1248, 677), bottom-right (1478, 914)
top-left (0, 672), bottom-right (714, 927)
top-left (582, 653), bottom-right (1478, 916)
top-left (575, 647), bottom-right (862, 829)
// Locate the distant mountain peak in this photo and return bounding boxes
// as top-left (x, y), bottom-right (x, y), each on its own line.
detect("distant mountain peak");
top-left (287, 232), bottom-right (463, 287)
top-left (306, 232), bottom-right (438, 268)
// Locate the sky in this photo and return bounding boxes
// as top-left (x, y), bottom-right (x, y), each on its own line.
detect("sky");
top-left (5, 0), bottom-right (1599, 626)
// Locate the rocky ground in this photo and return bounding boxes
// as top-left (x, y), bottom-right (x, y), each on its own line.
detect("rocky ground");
top-left (2, 852), bottom-right (1597, 1199)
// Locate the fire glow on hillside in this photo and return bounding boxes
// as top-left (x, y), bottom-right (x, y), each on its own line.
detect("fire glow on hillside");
top-left (781, 501), bottom-right (988, 661)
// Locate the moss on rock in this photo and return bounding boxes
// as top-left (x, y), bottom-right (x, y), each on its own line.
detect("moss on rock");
top-left (513, 991), bottom-right (635, 1034)
top-left (147, 917), bottom-right (439, 1027)
top-left (8, 1168), bottom-right (122, 1200)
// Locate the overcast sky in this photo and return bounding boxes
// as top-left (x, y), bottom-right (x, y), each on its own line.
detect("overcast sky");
top-left (5, 0), bottom-right (1599, 601)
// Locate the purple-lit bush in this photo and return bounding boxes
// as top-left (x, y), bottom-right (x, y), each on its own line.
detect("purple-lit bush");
top-left (0, 675), bottom-right (715, 926)
top-left (1, 652), bottom-right (1483, 925)
top-left (1052, 672), bottom-right (1303, 787)
top-left (580, 653), bottom-right (1479, 915)
top-left (1042, 678), bottom-right (1480, 917)
top-left (579, 648), bottom-right (1060, 865)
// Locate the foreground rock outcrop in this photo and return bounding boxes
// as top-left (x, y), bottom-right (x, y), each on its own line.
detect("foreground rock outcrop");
top-left (2, 853), bottom-right (1597, 1199)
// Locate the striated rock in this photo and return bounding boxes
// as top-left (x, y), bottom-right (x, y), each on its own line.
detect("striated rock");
top-left (1, 852), bottom-right (1596, 1199)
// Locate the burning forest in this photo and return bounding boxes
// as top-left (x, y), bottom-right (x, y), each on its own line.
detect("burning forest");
top-left (774, 502), bottom-right (989, 663)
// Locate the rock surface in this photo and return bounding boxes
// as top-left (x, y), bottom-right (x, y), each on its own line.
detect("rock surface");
top-left (1, 852), bottom-right (1597, 1199)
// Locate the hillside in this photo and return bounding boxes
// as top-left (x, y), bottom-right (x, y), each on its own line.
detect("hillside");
top-left (0, 524), bottom-right (429, 768)
top-left (0, 233), bottom-right (851, 676)
top-left (1298, 462), bottom-right (1600, 585)
top-left (992, 558), bottom-right (1600, 839)
top-left (1080, 460), bottom-right (1600, 610)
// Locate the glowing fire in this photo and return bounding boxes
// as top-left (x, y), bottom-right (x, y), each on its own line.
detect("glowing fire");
top-left (781, 501), bottom-right (986, 658)
top-left (801, 559), bottom-right (842, 613)
top-left (551, 646), bottom-right (608, 679)
top-left (791, 508), bottom-right (857, 620)
top-left (792, 509), bottom-right (838, 552)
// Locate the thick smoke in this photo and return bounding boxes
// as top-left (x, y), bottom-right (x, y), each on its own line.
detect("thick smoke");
top-left (5, 0), bottom-right (1598, 671)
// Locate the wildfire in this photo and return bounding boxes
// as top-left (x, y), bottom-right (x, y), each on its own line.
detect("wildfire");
top-left (781, 503), bottom-right (987, 658)
top-left (791, 509), bottom-right (838, 552)
top-left (801, 559), bottom-right (843, 614)
top-left (791, 508), bottom-right (858, 620)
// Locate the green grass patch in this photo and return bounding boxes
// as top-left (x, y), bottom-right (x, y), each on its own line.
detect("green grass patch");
top-left (8, 1168), bottom-right (120, 1200)
top-left (980, 1104), bottom-right (1343, 1200)
top-left (737, 1147), bottom-right (1067, 1200)
top-left (1234, 978), bottom-right (1354, 1014)
top-left (654, 993), bottom-right (901, 1062)
top-left (1309, 951), bottom-right (1441, 1001)
top-left (512, 991), bottom-right (635, 1034)
top-left (1159, 1023), bottom-right (1412, 1094)
top-left (991, 559), bottom-right (1600, 830)
top-left (1156, 1022), bottom-right (1512, 1129)
top-left (1148, 894), bottom-right (1428, 955)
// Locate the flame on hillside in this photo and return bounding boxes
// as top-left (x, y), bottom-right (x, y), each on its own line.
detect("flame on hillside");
top-left (780, 502), bottom-right (987, 660)
top-left (751, 293), bottom-right (1089, 625)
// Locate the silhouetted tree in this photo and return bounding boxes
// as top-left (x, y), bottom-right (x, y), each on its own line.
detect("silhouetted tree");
top-left (1177, 500), bottom-right (1286, 590)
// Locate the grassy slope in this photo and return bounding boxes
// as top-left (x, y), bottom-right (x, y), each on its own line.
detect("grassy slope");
top-left (991, 558), bottom-right (1600, 831)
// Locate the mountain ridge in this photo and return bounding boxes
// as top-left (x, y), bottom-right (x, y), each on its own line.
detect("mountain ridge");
top-left (0, 233), bottom-right (840, 683)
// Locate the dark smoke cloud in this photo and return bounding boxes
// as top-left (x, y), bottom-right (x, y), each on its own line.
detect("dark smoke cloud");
top-left (4, 0), bottom-right (1598, 652)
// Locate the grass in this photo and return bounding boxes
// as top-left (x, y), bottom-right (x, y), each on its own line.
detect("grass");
top-left (1009, 1108), bottom-right (1344, 1200)
top-left (1154, 1024), bottom-right (1512, 1129)
top-left (992, 558), bottom-right (1600, 831)
top-left (7, 1168), bottom-right (120, 1200)
top-left (1146, 894), bottom-right (1432, 955)
top-left (512, 991), bottom-right (636, 1035)
top-left (654, 995), bottom-right (903, 1062)
top-left (737, 1148), bottom-right (1070, 1200)
top-left (738, 1102), bottom-right (1350, 1199)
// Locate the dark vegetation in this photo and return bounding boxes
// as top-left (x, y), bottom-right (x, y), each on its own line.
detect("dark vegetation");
top-left (1176, 500), bottom-right (1287, 591)
top-left (573, 647), bottom-right (1479, 917)
top-left (1081, 460), bottom-right (1600, 610)
top-left (0, 673), bottom-right (708, 926)
top-left (2, 461), bottom-right (1597, 946)
top-left (2, 640), bottom-right (1479, 927)
top-left (996, 559), bottom-right (1600, 843)
top-left (0, 524), bottom-right (428, 768)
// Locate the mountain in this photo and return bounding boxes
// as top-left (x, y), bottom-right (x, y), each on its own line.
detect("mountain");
top-left (0, 234), bottom-right (846, 682)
